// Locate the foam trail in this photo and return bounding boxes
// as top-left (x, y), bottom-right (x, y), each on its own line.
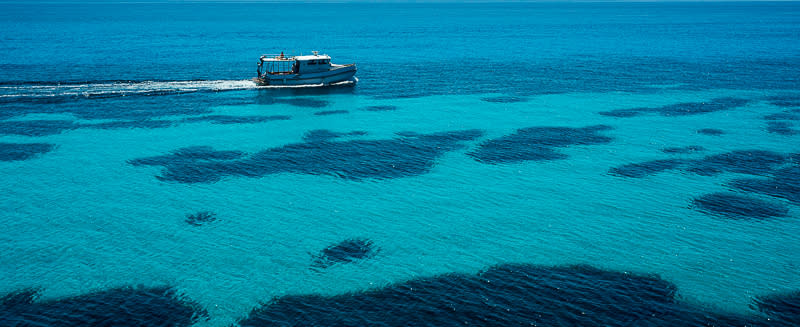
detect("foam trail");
top-left (0, 77), bottom-right (357, 100)
top-left (0, 80), bottom-right (259, 99)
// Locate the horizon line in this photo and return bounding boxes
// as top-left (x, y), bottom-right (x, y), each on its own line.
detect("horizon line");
top-left (3, 0), bottom-right (799, 3)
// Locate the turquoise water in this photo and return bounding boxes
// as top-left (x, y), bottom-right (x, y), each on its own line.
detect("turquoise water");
top-left (1, 2), bottom-right (799, 326)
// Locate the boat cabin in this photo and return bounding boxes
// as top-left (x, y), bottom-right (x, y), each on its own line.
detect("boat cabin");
top-left (258, 51), bottom-right (332, 77)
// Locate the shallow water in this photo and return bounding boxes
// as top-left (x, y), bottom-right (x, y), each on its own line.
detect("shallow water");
top-left (1, 2), bottom-right (799, 326)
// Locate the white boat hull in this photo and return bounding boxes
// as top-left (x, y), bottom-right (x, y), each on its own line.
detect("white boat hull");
top-left (256, 64), bottom-right (356, 86)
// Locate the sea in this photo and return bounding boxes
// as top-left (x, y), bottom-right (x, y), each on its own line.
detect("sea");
top-left (1, 1), bottom-right (799, 326)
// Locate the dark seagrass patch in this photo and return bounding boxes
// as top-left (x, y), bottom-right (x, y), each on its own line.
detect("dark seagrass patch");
top-left (185, 211), bottom-right (217, 226)
top-left (0, 286), bottom-right (207, 326)
top-left (131, 129), bottom-right (483, 183)
top-left (599, 97), bottom-right (749, 118)
top-left (313, 110), bottom-right (349, 116)
top-left (182, 115), bottom-right (291, 125)
top-left (236, 263), bottom-right (783, 326)
top-left (0, 143), bottom-right (55, 161)
top-left (312, 238), bottom-right (378, 269)
top-left (692, 192), bottom-right (789, 219)
top-left (469, 125), bottom-right (613, 164)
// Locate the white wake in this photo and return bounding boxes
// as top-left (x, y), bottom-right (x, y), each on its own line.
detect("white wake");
top-left (0, 77), bottom-right (356, 100)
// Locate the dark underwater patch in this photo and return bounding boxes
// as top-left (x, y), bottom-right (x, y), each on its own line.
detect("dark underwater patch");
top-left (0, 288), bottom-right (41, 309)
top-left (186, 211), bottom-right (217, 226)
top-left (598, 109), bottom-right (641, 117)
top-left (0, 120), bottom-right (77, 136)
top-left (754, 291), bottom-right (800, 325)
top-left (0, 142), bottom-right (55, 161)
top-left (766, 121), bottom-right (799, 135)
top-left (237, 263), bottom-right (778, 326)
top-left (767, 94), bottom-right (800, 101)
top-left (395, 131), bottom-right (420, 137)
top-left (764, 109), bottom-right (800, 135)
top-left (692, 192), bottom-right (788, 219)
top-left (697, 128), bottom-right (725, 136)
top-left (302, 129), bottom-right (368, 142)
top-left (772, 100), bottom-right (800, 108)
top-left (135, 129), bottom-right (483, 183)
top-left (0, 286), bottom-right (206, 326)
top-left (610, 150), bottom-right (789, 178)
top-left (83, 94), bottom-right (218, 120)
top-left (273, 98), bottom-right (329, 108)
top-left (767, 95), bottom-right (800, 108)
top-left (771, 99), bottom-right (800, 107)
top-left (80, 119), bottom-right (174, 130)
top-left (0, 115), bottom-right (286, 135)
top-left (313, 110), bottom-right (349, 116)
top-left (662, 145), bottom-right (705, 154)
top-left (129, 146), bottom-right (246, 167)
top-left (468, 125), bottom-right (613, 164)
top-left (182, 115), bottom-right (290, 124)
top-left (312, 238), bottom-right (377, 268)
top-left (255, 94), bottom-right (330, 108)
top-left (612, 150), bottom-right (797, 219)
top-left (764, 112), bottom-right (800, 121)
top-left (599, 97), bottom-right (749, 118)
top-left (609, 159), bottom-right (686, 178)
top-left (481, 96), bottom-right (527, 103)
top-left (685, 150), bottom-right (788, 176)
top-left (362, 105), bottom-right (398, 111)
top-left (0, 91), bottom-right (225, 121)
top-left (730, 166), bottom-right (800, 205)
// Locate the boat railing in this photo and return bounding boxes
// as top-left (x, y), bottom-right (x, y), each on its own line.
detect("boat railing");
top-left (261, 54), bottom-right (295, 61)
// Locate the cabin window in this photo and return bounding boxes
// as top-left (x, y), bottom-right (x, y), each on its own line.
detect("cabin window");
top-left (309, 60), bottom-right (316, 65)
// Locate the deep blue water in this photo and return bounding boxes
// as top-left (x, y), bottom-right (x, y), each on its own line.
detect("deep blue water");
top-left (1, 1), bottom-right (800, 326)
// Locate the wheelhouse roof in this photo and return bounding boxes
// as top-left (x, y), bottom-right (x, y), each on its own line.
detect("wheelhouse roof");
top-left (294, 54), bottom-right (331, 61)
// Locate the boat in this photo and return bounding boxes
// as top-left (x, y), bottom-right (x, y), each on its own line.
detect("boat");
top-left (254, 51), bottom-right (357, 86)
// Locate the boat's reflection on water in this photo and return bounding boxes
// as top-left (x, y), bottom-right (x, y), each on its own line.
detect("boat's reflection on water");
top-left (254, 81), bottom-right (357, 106)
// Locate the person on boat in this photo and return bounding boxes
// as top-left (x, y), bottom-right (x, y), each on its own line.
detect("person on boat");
top-left (280, 51), bottom-right (284, 59)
